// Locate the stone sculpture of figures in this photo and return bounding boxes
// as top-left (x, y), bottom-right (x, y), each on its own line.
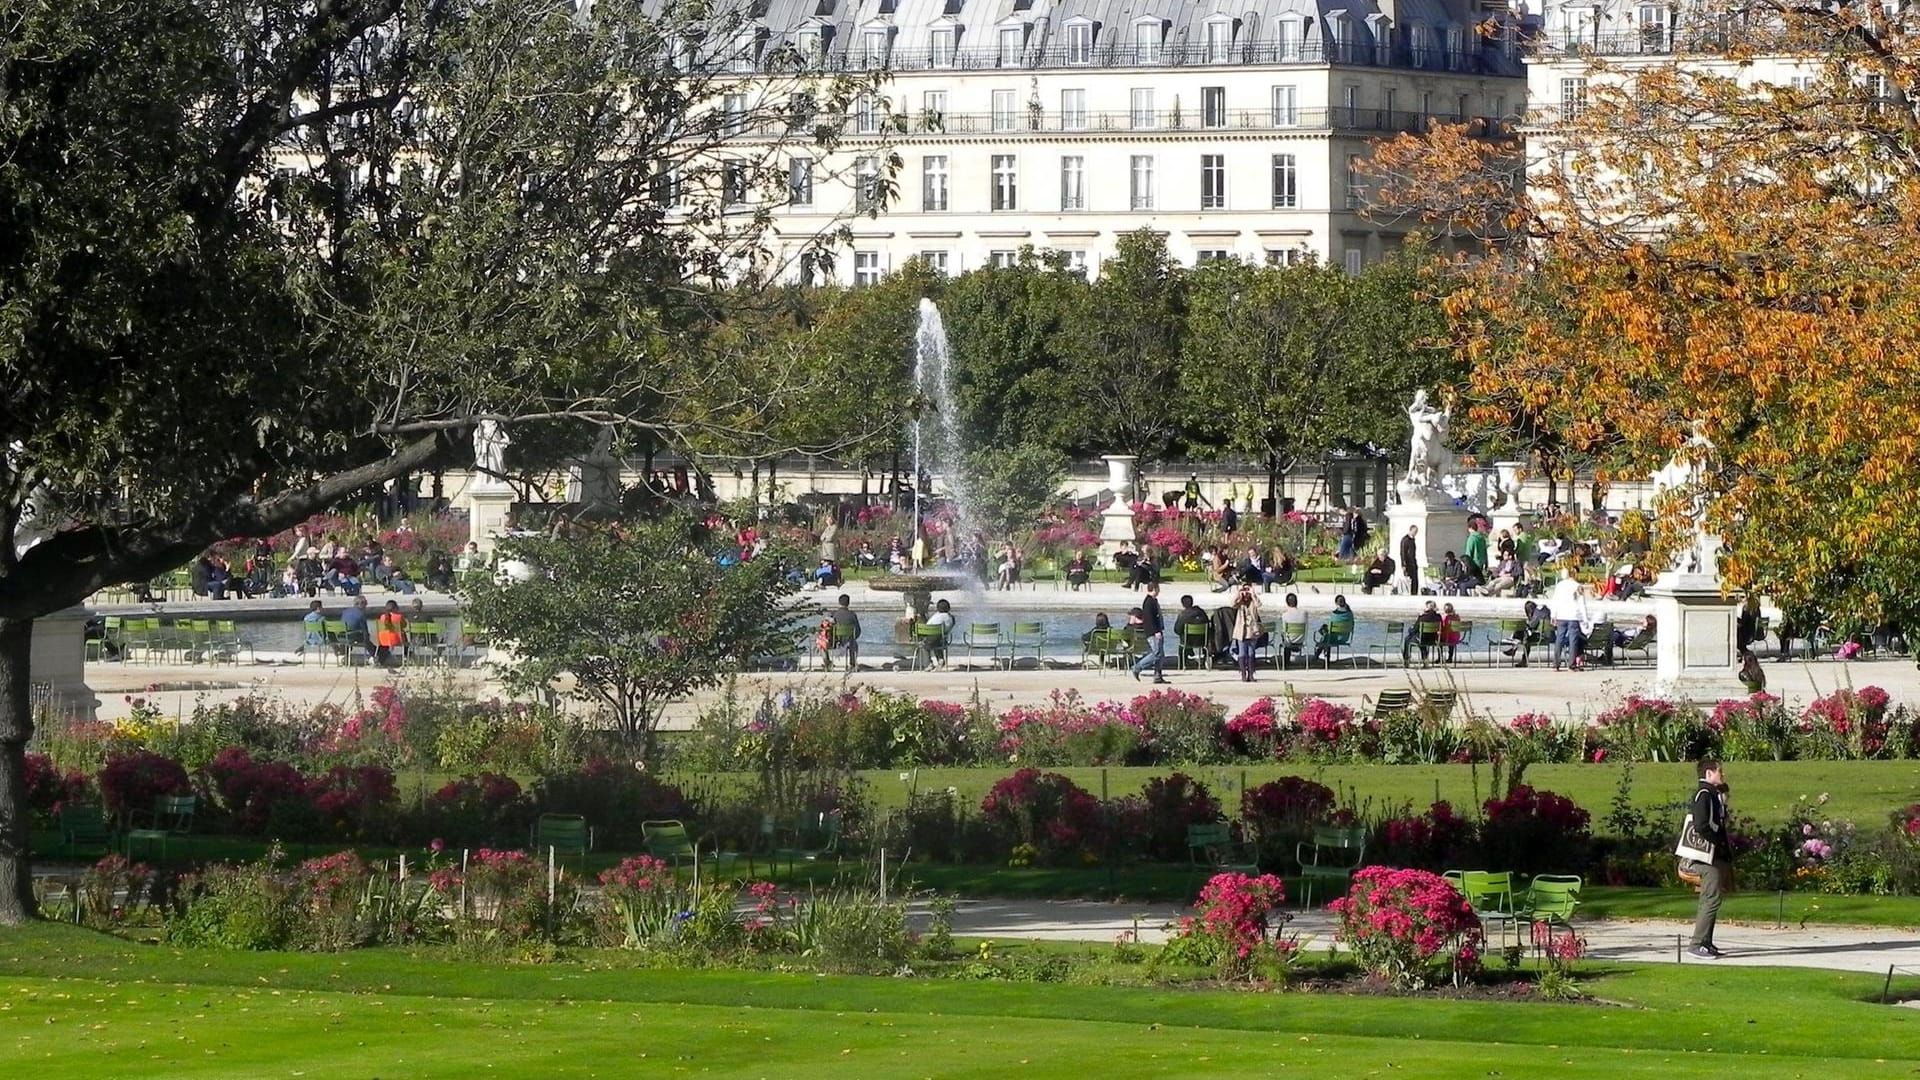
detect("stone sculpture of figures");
top-left (1651, 419), bottom-right (1721, 578)
top-left (472, 419), bottom-right (510, 488)
top-left (1404, 390), bottom-right (1450, 492)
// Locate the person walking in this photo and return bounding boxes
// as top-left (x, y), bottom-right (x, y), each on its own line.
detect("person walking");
top-left (1679, 760), bottom-right (1732, 958)
top-left (1229, 583), bottom-right (1264, 682)
top-left (1399, 525), bottom-right (1420, 595)
top-left (1131, 581), bottom-right (1169, 684)
top-left (1549, 569), bottom-right (1591, 671)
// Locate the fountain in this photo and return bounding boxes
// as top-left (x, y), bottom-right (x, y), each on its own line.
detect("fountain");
top-left (870, 299), bottom-right (983, 638)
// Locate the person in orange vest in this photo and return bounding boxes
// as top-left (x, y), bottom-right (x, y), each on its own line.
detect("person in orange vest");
top-left (375, 599), bottom-right (408, 667)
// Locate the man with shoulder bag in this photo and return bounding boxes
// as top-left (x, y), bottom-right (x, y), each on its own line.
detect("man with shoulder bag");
top-left (1676, 759), bottom-right (1731, 958)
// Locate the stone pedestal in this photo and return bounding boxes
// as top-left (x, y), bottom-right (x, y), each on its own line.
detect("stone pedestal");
top-left (1385, 495), bottom-right (1471, 593)
top-left (466, 487), bottom-right (515, 555)
top-left (33, 607), bottom-right (99, 719)
top-left (1649, 571), bottom-right (1743, 700)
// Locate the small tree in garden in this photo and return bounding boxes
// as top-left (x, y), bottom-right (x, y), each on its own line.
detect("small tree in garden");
top-left (464, 517), bottom-right (802, 762)
top-left (1331, 866), bottom-right (1482, 990)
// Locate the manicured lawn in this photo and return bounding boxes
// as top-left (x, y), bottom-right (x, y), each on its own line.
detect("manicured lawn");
top-left (811, 760), bottom-right (1920, 827)
top-left (0, 924), bottom-right (1916, 1078)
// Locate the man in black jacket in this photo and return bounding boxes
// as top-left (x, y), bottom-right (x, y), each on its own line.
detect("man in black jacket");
top-left (1681, 759), bottom-right (1731, 958)
top-left (1130, 582), bottom-right (1168, 684)
top-left (1399, 525), bottom-right (1420, 594)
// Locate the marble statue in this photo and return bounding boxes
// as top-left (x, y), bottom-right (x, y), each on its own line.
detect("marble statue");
top-left (1651, 420), bottom-right (1721, 578)
top-left (472, 419), bottom-right (510, 489)
top-left (1404, 390), bottom-right (1450, 492)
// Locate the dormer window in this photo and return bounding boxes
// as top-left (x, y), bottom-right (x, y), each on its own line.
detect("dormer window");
top-left (1445, 25), bottom-right (1463, 69)
top-left (1066, 20), bottom-right (1094, 64)
top-left (998, 24), bottom-right (1024, 67)
top-left (1134, 19), bottom-right (1163, 63)
top-left (1203, 17), bottom-right (1233, 62)
top-left (1274, 17), bottom-right (1301, 61)
top-left (798, 24), bottom-right (830, 65)
top-left (731, 29), bottom-right (760, 72)
top-left (1366, 13), bottom-right (1390, 65)
top-left (863, 27), bottom-right (890, 68)
top-left (1327, 11), bottom-right (1350, 62)
top-left (930, 26), bottom-right (956, 67)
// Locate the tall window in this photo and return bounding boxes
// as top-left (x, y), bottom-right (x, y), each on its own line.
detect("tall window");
top-left (1344, 249), bottom-right (1363, 275)
top-left (856, 93), bottom-right (880, 134)
top-left (731, 30), bottom-right (758, 72)
top-left (1129, 155), bottom-right (1155, 209)
top-left (863, 29), bottom-right (889, 68)
top-left (1061, 88), bottom-right (1087, 130)
top-left (1060, 250), bottom-right (1089, 275)
top-left (920, 250), bottom-right (950, 276)
top-left (992, 89), bottom-right (1017, 131)
top-left (1060, 155), bottom-right (1085, 210)
top-left (1134, 21), bottom-right (1161, 63)
top-left (1275, 18), bottom-right (1298, 60)
top-left (999, 25), bottom-right (1024, 66)
top-left (989, 250), bottom-right (1018, 269)
top-left (922, 155), bottom-right (949, 211)
top-left (723, 92), bottom-right (748, 136)
top-left (722, 162), bottom-right (747, 206)
top-left (922, 90), bottom-right (947, 128)
top-left (1066, 22), bottom-right (1093, 64)
top-left (1343, 85), bottom-right (1359, 126)
top-left (1559, 77), bottom-right (1588, 119)
top-left (854, 251), bottom-right (883, 286)
top-left (930, 27), bottom-right (955, 67)
top-left (1345, 154), bottom-right (1364, 209)
top-left (1202, 86), bottom-right (1226, 128)
top-left (1270, 154), bottom-right (1297, 208)
top-left (1271, 85), bottom-right (1297, 126)
top-left (1131, 87), bottom-right (1155, 128)
top-left (788, 157), bottom-right (813, 206)
top-left (1204, 19), bottom-right (1232, 61)
top-left (991, 154), bottom-right (1018, 210)
top-left (1200, 154), bottom-right (1226, 209)
top-left (856, 155), bottom-right (881, 211)
top-left (650, 161), bottom-right (680, 206)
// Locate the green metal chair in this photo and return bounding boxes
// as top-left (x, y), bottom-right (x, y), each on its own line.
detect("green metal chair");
top-left (86, 616), bottom-right (124, 662)
top-left (1276, 622), bottom-right (1308, 669)
top-left (1295, 826), bottom-right (1367, 909)
top-left (1370, 620), bottom-right (1406, 667)
top-left (1421, 689), bottom-right (1458, 721)
top-left (212, 619), bottom-right (250, 665)
top-left (1009, 621), bottom-right (1046, 668)
top-left (530, 813), bottom-right (593, 873)
top-left (1177, 622), bottom-right (1210, 669)
top-left (1080, 627), bottom-right (1129, 671)
top-left (964, 622), bottom-right (1010, 669)
top-left (1496, 618), bottom-right (1528, 665)
top-left (1368, 688), bottom-right (1413, 724)
top-left (408, 620), bottom-right (446, 665)
top-left (642, 819), bottom-right (735, 872)
top-left (1459, 869), bottom-right (1521, 949)
top-left (1187, 821), bottom-right (1259, 885)
top-left (1445, 619), bottom-right (1474, 665)
top-left (1522, 875), bottom-right (1583, 949)
top-left (58, 804), bottom-right (115, 860)
top-left (910, 623), bottom-right (949, 670)
top-left (125, 794), bottom-right (197, 863)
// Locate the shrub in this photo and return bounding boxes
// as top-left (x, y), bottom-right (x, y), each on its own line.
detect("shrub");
top-left (23, 752), bottom-right (91, 816)
top-left (1130, 689), bottom-right (1227, 764)
top-left (426, 773), bottom-right (532, 846)
top-left (1144, 772), bottom-right (1226, 861)
top-left (1374, 801), bottom-right (1475, 871)
top-left (68, 854), bottom-right (151, 929)
top-left (1166, 872), bottom-right (1295, 981)
top-left (1330, 866), bottom-right (1483, 989)
top-left (97, 750), bottom-right (191, 819)
top-left (596, 854), bottom-right (693, 948)
top-left (169, 855), bottom-right (297, 950)
top-left (1594, 695), bottom-right (1708, 762)
top-left (1224, 697), bottom-right (1282, 758)
top-left (291, 851), bottom-right (375, 951)
top-left (996, 690), bottom-right (1147, 766)
top-left (203, 748), bottom-right (309, 833)
top-left (305, 764), bottom-right (400, 841)
top-left (433, 848), bottom-right (575, 947)
top-left (1480, 785), bottom-right (1591, 876)
top-left (1711, 694), bottom-right (1795, 761)
top-left (1799, 687), bottom-right (1898, 759)
top-left (1241, 776), bottom-right (1336, 866)
top-left (978, 769), bottom-right (1104, 865)
top-left (1502, 713), bottom-right (1584, 764)
top-left (1291, 697), bottom-right (1376, 761)
top-left (784, 693), bottom-right (895, 770)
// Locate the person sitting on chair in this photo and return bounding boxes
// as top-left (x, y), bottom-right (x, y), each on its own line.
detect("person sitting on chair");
top-left (1312, 595), bottom-right (1356, 663)
top-left (1173, 595), bottom-right (1210, 666)
top-left (1361, 552), bottom-right (1396, 595)
top-left (1066, 550), bottom-right (1091, 590)
top-left (1081, 611), bottom-right (1112, 646)
top-left (924, 599), bottom-right (955, 668)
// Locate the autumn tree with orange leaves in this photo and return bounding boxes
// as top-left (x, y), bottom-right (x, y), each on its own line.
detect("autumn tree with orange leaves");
top-left (1365, 1), bottom-right (1920, 635)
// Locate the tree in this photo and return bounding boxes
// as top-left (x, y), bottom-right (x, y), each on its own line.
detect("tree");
top-left (939, 250), bottom-right (1088, 455)
top-left (1060, 230), bottom-right (1190, 469)
top-left (964, 443), bottom-right (1070, 539)
top-left (1179, 252), bottom-right (1455, 505)
top-left (463, 519), bottom-right (800, 760)
top-left (0, 0), bottom-right (880, 922)
top-left (1365, 2), bottom-right (1920, 630)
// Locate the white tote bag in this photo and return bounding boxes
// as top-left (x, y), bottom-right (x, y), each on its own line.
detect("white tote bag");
top-left (1674, 813), bottom-right (1716, 864)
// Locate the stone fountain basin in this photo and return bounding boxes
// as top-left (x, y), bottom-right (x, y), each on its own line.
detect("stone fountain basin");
top-left (866, 573), bottom-right (971, 593)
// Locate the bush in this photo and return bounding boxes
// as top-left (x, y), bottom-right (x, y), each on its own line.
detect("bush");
top-left (1241, 776), bottom-right (1336, 867)
top-left (1502, 713), bottom-right (1585, 765)
top-left (425, 773), bottom-right (532, 846)
top-left (1799, 687), bottom-right (1900, 759)
top-left (978, 769), bottom-right (1104, 865)
top-left (1330, 866), bottom-right (1483, 989)
top-left (1133, 773), bottom-right (1224, 862)
top-left (1374, 801), bottom-right (1475, 871)
top-left (1710, 694), bottom-right (1795, 761)
top-left (1291, 698), bottom-right (1377, 761)
top-left (1130, 689), bottom-right (1227, 764)
top-left (1165, 872), bottom-right (1294, 981)
top-left (596, 854), bottom-right (694, 948)
top-left (67, 854), bottom-right (151, 929)
top-left (291, 851), bottom-right (376, 951)
top-left (1594, 695), bottom-right (1708, 762)
top-left (23, 752), bottom-right (91, 816)
top-left (97, 750), bottom-right (191, 819)
top-left (305, 765), bottom-right (400, 841)
top-left (432, 848), bottom-right (578, 947)
top-left (1480, 785), bottom-right (1591, 876)
top-left (203, 747), bottom-right (309, 833)
top-left (169, 855), bottom-right (296, 950)
top-left (996, 690), bottom-right (1147, 766)
top-left (1223, 698), bottom-right (1282, 758)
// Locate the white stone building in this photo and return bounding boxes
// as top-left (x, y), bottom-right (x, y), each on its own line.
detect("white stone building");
top-left (686, 0), bottom-right (1527, 278)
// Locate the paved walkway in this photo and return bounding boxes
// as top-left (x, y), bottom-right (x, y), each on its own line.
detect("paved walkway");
top-left (941, 898), bottom-right (1920, 975)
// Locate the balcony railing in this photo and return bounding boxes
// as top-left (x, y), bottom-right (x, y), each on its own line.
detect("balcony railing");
top-left (1533, 25), bottom-right (1778, 58)
top-left (775, 107), bottom-right (1511, 140)
top-left (732, 38), bottom-right (1512, 77)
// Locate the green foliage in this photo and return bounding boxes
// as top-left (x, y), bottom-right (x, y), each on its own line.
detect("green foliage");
top-left (168, 856), bottom-right (297, 951)
top-left (464, 516), bottom-right (803, 758)
top-left (965, 443), bottom-right (1071, 539)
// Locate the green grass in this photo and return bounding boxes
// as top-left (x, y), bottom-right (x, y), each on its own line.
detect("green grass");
top-left (687, 760), bottom-right (1920, 829)
top-left (0, 923), bottom-right (1916, 1078)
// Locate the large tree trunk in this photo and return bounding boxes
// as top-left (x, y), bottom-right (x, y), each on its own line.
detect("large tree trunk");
top-left (0, 617), bottom-right (38, 924)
